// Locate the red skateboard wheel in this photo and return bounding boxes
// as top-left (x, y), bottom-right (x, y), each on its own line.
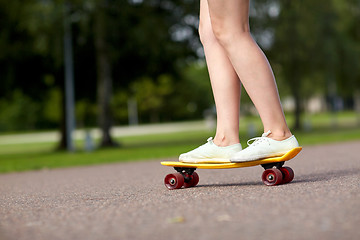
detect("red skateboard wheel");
top-left (164, 173), bottom-right (184, 190)
top-left (183, 172), bottom-right (199, 188)
top-left (262, 168), bottom-right (283, 186)
top-left (279, 166), bottom-right (294, 184)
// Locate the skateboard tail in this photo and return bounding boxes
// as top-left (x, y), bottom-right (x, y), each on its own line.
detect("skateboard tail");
top-left (279, 146), bottom-right (302, 160)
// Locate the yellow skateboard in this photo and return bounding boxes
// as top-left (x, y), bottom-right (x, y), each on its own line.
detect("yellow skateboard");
top-left (161, 147), bottom-right (302, 189)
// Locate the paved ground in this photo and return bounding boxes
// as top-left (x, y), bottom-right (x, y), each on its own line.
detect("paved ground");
top-left (0, 141), bottom-right (359, 240)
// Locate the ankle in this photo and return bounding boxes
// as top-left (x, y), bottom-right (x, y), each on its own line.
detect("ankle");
top-left (266, 130), bottom-right (292, 141)
top-left (213, 134), bottom-right (240, 147)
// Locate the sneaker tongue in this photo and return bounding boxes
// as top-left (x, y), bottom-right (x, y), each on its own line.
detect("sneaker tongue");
top-left (262, 130), bottom-right (272, 137)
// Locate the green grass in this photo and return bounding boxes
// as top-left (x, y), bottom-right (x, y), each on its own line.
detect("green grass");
top-left (0, 111), bottom-right (359, 173)
top-left (0, 131), bottom-right (211, 173)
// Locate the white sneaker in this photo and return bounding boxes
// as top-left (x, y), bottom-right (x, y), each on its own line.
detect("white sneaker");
top-left (230, 131), bottom-right (299, 162)
top-left (179, 137), bottom-right (242, 163)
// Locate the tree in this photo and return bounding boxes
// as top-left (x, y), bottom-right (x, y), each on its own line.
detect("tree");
top-left (262, 0), bottom-right (360, 129)
top-left (94, 0), bottom-right (118, 147)
top-left (331, 0), bottom-right (360, 98)
top-left (0, 0), bottom-right (203, 136)
top-left (0, 0), bottom-right (69, 148)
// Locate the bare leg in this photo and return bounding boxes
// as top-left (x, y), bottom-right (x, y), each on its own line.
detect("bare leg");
top-left (199, 0), bottom-right (241, 146)
top-left (207, 0), bottom-right (291, 140)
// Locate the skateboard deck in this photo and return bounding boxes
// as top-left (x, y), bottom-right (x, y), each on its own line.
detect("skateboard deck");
top-left (161, 147), bottom-right (302, 169)
top-left (161, 147), bottom-right (302, 189)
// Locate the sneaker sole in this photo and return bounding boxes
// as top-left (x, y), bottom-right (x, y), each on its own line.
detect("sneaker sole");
top-left (179, 158), bottom-right (231, 164)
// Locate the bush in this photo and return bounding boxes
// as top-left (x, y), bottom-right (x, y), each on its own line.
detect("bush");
top-left (0, 90), bottom-right (40, 131)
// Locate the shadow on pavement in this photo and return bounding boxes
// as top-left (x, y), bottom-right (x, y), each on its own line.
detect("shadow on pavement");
top-left (196, 181), bottom-right (263, 188)
top-left (292, 168), bottom-right (360, 184)
top-left (192, 168), bottom-right (359, 188)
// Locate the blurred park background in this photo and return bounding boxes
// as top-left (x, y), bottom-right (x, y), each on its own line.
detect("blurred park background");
top-left (0, 0), bottom-right (359, 173)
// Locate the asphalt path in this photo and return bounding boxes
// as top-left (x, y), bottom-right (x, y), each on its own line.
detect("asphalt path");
top-left (0, 141), bottom-right (359, 240)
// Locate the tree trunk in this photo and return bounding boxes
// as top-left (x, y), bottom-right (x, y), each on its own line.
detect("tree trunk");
top-left (57, 82), bottom-right (67, 150)
top-left (293, 88), bottom-right (302, 130)
top-left (288, 70), bottom-right (302, 131)
top-left (94, 3), bottom-right (118, 147)
top-left (286, 0), bottom-right (302, 131)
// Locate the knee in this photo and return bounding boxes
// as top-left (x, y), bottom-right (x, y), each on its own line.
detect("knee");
top-left (198, 19), bottom-right (217, 47)
top-left (211, 18), bottom-right (250, 48)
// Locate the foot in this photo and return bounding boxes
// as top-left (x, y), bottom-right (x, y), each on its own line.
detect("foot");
top-left (230, 131), bottom-right (299, 162)
top-left (179, 137), bottom-right (242, 163)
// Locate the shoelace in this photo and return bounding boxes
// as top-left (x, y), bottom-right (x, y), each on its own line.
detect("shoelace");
top-left (191, 137), bottom-right (213, 151)
top-left (247, 130), bottom-right (272, 146)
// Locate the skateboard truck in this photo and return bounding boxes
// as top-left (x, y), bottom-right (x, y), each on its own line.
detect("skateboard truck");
top-left (261, 161), bottom-right (284, 170)
top-left (174, 167), bottom-right (196, 175)
top-left (174, 167), bottom-right (196, 181)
